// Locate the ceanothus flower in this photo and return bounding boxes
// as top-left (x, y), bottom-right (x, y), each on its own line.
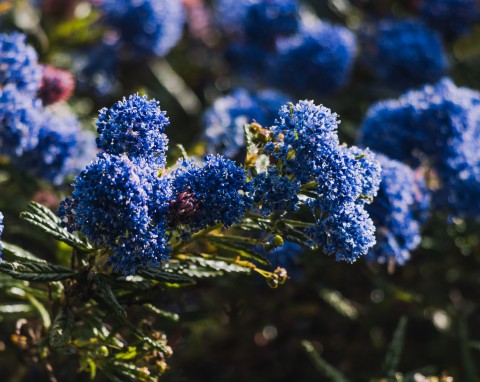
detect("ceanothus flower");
top-left (97, 0), bottom-right (185, 57)
top-left (360, 77), bottom-right (480, 218)
top-left (420, 0), bottom-right (478, 39)
top-left (16, 108), bottom-right (96, 185)
top-left (269, 21), bottom-right (357, 95)
top-left (366, 154), bottom-right (431, 266)
top-left (59, 154), bottom-right (171, 274)
top-left (360, 19), bottom-right (448, 87)
top-left (251, 166), bottom-right (300, 216)
top-left (0, 85), bottom-right (42, 158)
top-left (169, 154), bottom-right (252, 233)
top-left (265, 100), bottom-right (380, 261)
top-left (350, 146), bottom-right (382, 203)
top-left (96, 93), bottom-right (169, 169)
top-left (306, 202), bottom-right (376, 263)
top-left (203, 88), bottom-right (288, 158)
top-left (215, 0), bottom-right (299, 43)
top-left (0, 32), bottom-right (42, 95)
top-left (267, 101), bottom-right (379, 211)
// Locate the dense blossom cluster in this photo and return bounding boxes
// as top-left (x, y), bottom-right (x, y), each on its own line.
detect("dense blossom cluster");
top-left (307, 202), bottom-right (376, 263)
top-left (260, 100), bottom-right (381, 262)
top-left (170, 155), bottom-right (252, 234)
top-left (420, 0), bottom-right (478, 38)
top-left (96, 0), bottom-right (185, 57)
top-left (251, 167), bottom-right (300, 217)
top-left (366, 155), bottom-right (431, 265)
top-left (217, 0), bottom-right (356, 95)
top-left (60, 154), bottom-right (171, 274)
top-left (0, 85), bottom-right (42, 158)
top-left (215, 0), bottom-right (299, 43)
top-left (271, 21), bottom-right (357, 95)
top-left (360, 19), bottom-right (448, 87)
top-left (360, 77), bottom-right (480, 219)
top-left (0, 33), bottom-right (42, 95)
top-left (96, 93), bottom-right (169, 169)
top-left (61, 94), bottom-right (256, 273)
top-left (0, 32), bottom-right (95, 184)
top-left (203, 88), bottom-right (287, 158)
top-left (60, 94), bottom-right (383, 273)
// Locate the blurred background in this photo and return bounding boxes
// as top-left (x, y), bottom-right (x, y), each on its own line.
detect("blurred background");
top-left (1, 0), bottom-right (480, 380)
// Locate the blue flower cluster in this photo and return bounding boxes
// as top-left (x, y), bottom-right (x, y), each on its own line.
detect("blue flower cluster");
top-left (0, 32), bottom-right (96, 185)
top-left (307, 202), bottom-right (376, 263)
top-left (420, 0), bottom-right (478, 39)
top-left (61, 93), bottom-right (258, 272)
top-left (271, 22), bottom-right (357, 95)
top-left (60, 154), bottom-right (171, 275)
top-left (216, 0), bottom-right (299, 43)
top-left (366, 155), bottom-right (431, 266)
top-left (96, 93), bottom-right (169, 169)
top-left (217, 1), bottom-right (356, 95)
top-left (360, 19), bottom-right (448, 87)
top-left (259, 100), bottom-right (381, 262)
top-left (16, 109), bottom-right (95, 185)
top-left (360, 77), bottom-right (480, 219)
top-left (0, 85), bottom-right (42, 158)
top-left (170, 155), bottom-right (252, 234)
top-left (60, 94), bottom-right (175, 274)
top-left (203, 88), bottom-right (287, 158)
top-left (0, 33), bottom-right (42, 95)
top-left (251, 167), bottom-right (300, 217)
top-left (97, 0), bottom-right (185, 57)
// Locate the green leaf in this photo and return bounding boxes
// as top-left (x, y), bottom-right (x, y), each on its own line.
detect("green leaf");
top-left (93, 275), bottom-right (170, 354)
top-left (188, 257), bottom-right (250, 276)
top-left (49, 309), bottom-right (74, 350)
top-left (302, 340), bottom-right (350, 382)
top-left (0, 261), bottom-right (77, 282)
top-left (381, 316), bottom-right (408, 379)
top-left (1, 241), bottom-right (47, 263)
top-left (143, 304), bottom-right (180, 322)
top-left (20, 202), bottom-right (92, 251)
top-left (137, 267), bottom-right (195, 285)
top-left (319, 288), bottom-right (359, 320)
top-left (0, 303), bottom-right (33, 314)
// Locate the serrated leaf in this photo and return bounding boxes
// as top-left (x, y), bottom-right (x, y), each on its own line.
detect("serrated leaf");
top-left (188, 257), bottom-right (251, 274)
top-left (165, 257), bottom-right (251, 279)
top-left (21, 202), bottom-right (92, 251)
top-left (1, 241), bottom-right (47, 263)
top-left (93, 275), bottom-right (170, 354)
top-left (0, 261), bottom-right (77, 281)
top-left (137, 267), bottom-right (194, 285)
top-left (49, 309), bottom-right (74, 350)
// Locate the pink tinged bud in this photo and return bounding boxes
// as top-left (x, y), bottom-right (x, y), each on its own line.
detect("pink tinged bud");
top-left (169, 187), bottom-right (200, 223)
top-left (38, 65), bottom-right (75, 105)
